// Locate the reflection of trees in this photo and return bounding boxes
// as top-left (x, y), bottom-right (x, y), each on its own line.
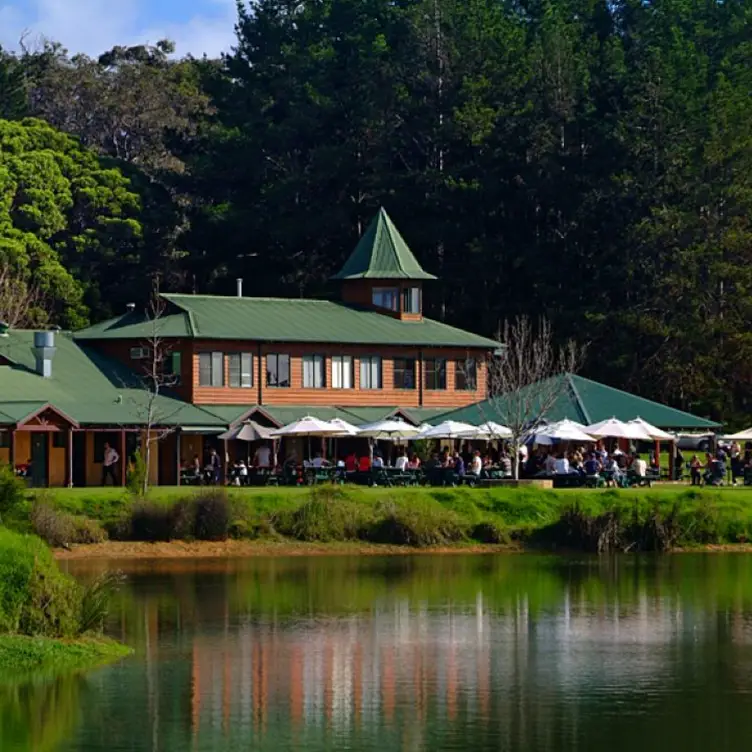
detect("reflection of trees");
top-left (0, 673), bottom-right (82, 752)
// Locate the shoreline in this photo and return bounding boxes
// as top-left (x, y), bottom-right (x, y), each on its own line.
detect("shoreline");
top-left (53, 539), bottom-right (752, 561)
top-left (54, 539), bottom-right (518, 560)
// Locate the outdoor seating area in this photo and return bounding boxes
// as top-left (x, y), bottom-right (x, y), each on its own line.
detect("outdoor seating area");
top-left (189, 413), bottom-right (699, 489)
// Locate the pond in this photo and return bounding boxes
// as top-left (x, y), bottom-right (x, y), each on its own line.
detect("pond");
top-left (4, 553), bottom-right (752, 751)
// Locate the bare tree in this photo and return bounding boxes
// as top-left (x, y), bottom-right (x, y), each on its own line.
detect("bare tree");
top-left (0, 265), bottom-right (48, 328)
top-left (129, 276), bottom-right (180, 495)
top-left (483, 316), bottom-right (586, 479)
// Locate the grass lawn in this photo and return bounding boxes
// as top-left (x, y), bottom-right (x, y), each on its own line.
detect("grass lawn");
top-left (0, 636), bottom-right (132, 680)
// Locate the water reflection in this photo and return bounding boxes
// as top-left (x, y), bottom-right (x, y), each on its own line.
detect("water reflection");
top-left (12, 555), bottom-right (752, 750)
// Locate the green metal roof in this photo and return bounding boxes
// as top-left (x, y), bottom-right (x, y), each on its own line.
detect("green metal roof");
top-left (331, 208), bottom-right (436, 281)
top-left (75, 295), bottom-right (497, 349)
top-left (434, 374), bottom-right (720, 430)
top-left (0, 331), bottom-right (227, 427)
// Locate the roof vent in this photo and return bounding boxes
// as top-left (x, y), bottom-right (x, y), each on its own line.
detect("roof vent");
top-left (33, 330), bottom-right (56, 378)
top-left (126, 302), bottom-right (136, 313)
top-left (236, 278), bottom-right (243, 298)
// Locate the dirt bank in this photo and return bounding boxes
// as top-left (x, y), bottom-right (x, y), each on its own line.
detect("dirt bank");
top-left (53, 539), bottom-right (517, 560)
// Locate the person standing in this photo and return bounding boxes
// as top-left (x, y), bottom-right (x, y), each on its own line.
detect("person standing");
top-left (102, 441), bottom-right (120, 485)
top-left (208, 447), bottom-right (222, 485)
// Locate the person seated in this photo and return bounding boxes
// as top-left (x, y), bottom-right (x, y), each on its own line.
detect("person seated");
top-left (358, 454), bottom-right (371, 472)
top-left (583, 453), bottom-right (601, 476)
top-left (345, 452), bottom-right (358, 473)
top-left (395, 451), bottom-right (409, 471)
top-left (602, 456), bottom-right (621, 486)
top-left (499, 452), bottom-right (512, 477)
top-left (544, 452), bottom-right (557, 474)
top-left (372, 453), bottom-right (384, 469)
top-left (632, 453), bottom-right (647, 477)
top-left (407, 454), bottom-right (421, 470)
top-left (311, 453), bottom-right (329, 469)
top-left (453, 451), bottom-right (465, 478)
top-left (191, 454), bottom-right (202, 479)
top-left (554, 453), bottom-right (570, 475)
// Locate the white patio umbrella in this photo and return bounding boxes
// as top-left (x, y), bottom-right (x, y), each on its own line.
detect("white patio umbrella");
top-left (532, 419), bottom-right (596, 444)
top-left (356, 418), bottom-right (421, 440)
top-left (218, 420), bottom-right (274, 442)
top-left (419, 420), bottom-right (477, 440)
top-left (586, 417), bottom-right (652, 441)
top-left (270, 416), bottom-right (344, 437)
top-left (722, 428), bottom-right (752, 441)
top-left (326, 418), bottom-right (361, 437)
top-left (627, 417), bottom-right (674, 441)
top-left (457, 421), bottom-right (513, 440)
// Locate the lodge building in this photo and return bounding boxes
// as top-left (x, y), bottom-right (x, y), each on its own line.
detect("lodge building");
top-left (0, 209), bottom-right (500, 487)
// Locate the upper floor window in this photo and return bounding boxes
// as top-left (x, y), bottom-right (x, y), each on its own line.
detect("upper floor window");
top-left (303, 354), bottom-right (326, 389)
top-left (266, 353), bottom-right (290, 388)
top-left (198, 351), bottom-right (224, 387)
top-left (455, 358), bottom-right (477, 391)
top-left (401, 287), bottom-right (421, 314)
top-left (332, 355), bottom-right (354, 389)
top-left (163, 351), bottom-right (182, 385)
top-left (424, 358), bottom-right (447, 390)
top-left (229, 353), bottom-right (253, 388)
top-left (393, 358), bottom-right (416, 390)
top-left (360, 356), bottom-right (382, 390)
top-left (372, 287), bottom-right (398, 311)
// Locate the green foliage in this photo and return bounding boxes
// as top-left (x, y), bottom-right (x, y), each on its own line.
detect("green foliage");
top-left (126, 450), bottom-right (148, 498)
top-left (0, 529), bottom-right (81, 637)
top-left (79, 573), bottom-right (125, 635)
top-left (0, 466), bottom-right (26, 524)
top-left (192, 489), bottom-right (230, 541)
top-left (30, 502), bottom-right (107, 548)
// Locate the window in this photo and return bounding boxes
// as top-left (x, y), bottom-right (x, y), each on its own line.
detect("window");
top-left (455, 358), bottom-right (477, 391)
top-left (332, 355), bottom-right (354, 389)
top-left (229, 353), bottom-right (253, 388)
top-left (52, 432), bottom-right (66, 448)
top-left (198, 352), bottom-right (224, 387)
top-left (393, 358), bottom-right (416, 389)
top-left (424, 358), bottom-right (447, 390)
top-left (266, 353), bottom-right (290, 387)
top-left (402, 287), bottom-right (421, 314)
top-left (0, 432), bottom-right (10, 449)
top-left (163, 351), bottom-right (182, 385)
top-left (303, 355), bottom-right (326, 388)
top-left (360, 356), bottom-right (382, 389)
top-left (372, 287), bottom-right (398, 311)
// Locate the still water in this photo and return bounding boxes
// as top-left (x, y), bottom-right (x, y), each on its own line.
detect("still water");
top-left (4, 553), bottom-right (752, 751)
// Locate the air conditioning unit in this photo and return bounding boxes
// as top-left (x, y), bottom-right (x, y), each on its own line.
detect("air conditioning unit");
top-left (130, 347), bottom-right (149, 360)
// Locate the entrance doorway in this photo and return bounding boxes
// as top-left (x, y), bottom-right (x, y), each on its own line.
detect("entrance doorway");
top-left (72, 432), bottom-right (86, 486)
top-left (30, 433), bottom-right (48, 487)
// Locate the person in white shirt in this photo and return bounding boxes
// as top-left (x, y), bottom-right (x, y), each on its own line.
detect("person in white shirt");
top-left (372, 454), bottom-right (384, 469)
top-left (554, 454), bottom-right (570, 475)
top-left (632, 454), bottom-right (647, 477)
top-left (471, 451), bottom-right (483, 476)
top-left (395, 451), bottom-right (408, 471)
top-left (311, 453), bottom-right (328, 468)
top-left (102, 442), bottom-right (120, 485)
top-left (254, 444), bottom-right (271, 469)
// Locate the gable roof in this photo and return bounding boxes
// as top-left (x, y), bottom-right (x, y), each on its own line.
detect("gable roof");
top-left (434, 373), bottom-right (720, 430)
top-left (331, 208), bottom-right (436, 281)
top-left (75, 295), bottom-right (498, 349)
top-left (0, 331), bottom-right (226, 427)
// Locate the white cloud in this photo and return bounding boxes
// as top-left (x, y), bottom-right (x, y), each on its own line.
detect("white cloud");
top-left (0, 0), bottom-right (236, 58)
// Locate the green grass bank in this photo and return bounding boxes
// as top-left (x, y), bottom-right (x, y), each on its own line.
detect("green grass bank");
top-left (0, 525), bottom-right (129, 677)
top-left (18, 484), bottom-right (752, 553)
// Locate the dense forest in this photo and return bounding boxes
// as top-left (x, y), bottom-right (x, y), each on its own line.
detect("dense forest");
top-left (1, 0), bottom-right (751, 424)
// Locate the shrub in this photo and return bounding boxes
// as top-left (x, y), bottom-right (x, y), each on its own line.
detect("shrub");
top-left (30, 503), bottom-right (108, 547)
top-left (128, 501), bottom-right (173, 542)
top-left (0, 464), bottom-right (26, 523)
top-left (0, 529), bottom-right (81, 638)
top-left (79, 571), bottom-right (125, 635)
top-left (30, 502), bottom-right (76, 548)
top-left (368, 500), bottom-right (467, 546)
top-left (471, 521), bottom-right (510, 544)
top-left (193, 489), bottom-right (230, 541)
top-left (278, 488), bottom-right (366, 541)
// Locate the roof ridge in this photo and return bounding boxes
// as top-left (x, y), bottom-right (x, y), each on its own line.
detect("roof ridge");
top-left (565, 373), bottom-right (591, 424)
top-left (164, 293), bottom-right (333, 304)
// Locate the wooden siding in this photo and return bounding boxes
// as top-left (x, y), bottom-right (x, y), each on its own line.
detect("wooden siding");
top-left (340, 280), bottom-right (424, 320)
top-left (191, 341), bottom-right (487, 408)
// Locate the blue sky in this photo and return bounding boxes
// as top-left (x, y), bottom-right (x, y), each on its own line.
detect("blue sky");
top-left (0, 0), bottom-right (237, 57)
